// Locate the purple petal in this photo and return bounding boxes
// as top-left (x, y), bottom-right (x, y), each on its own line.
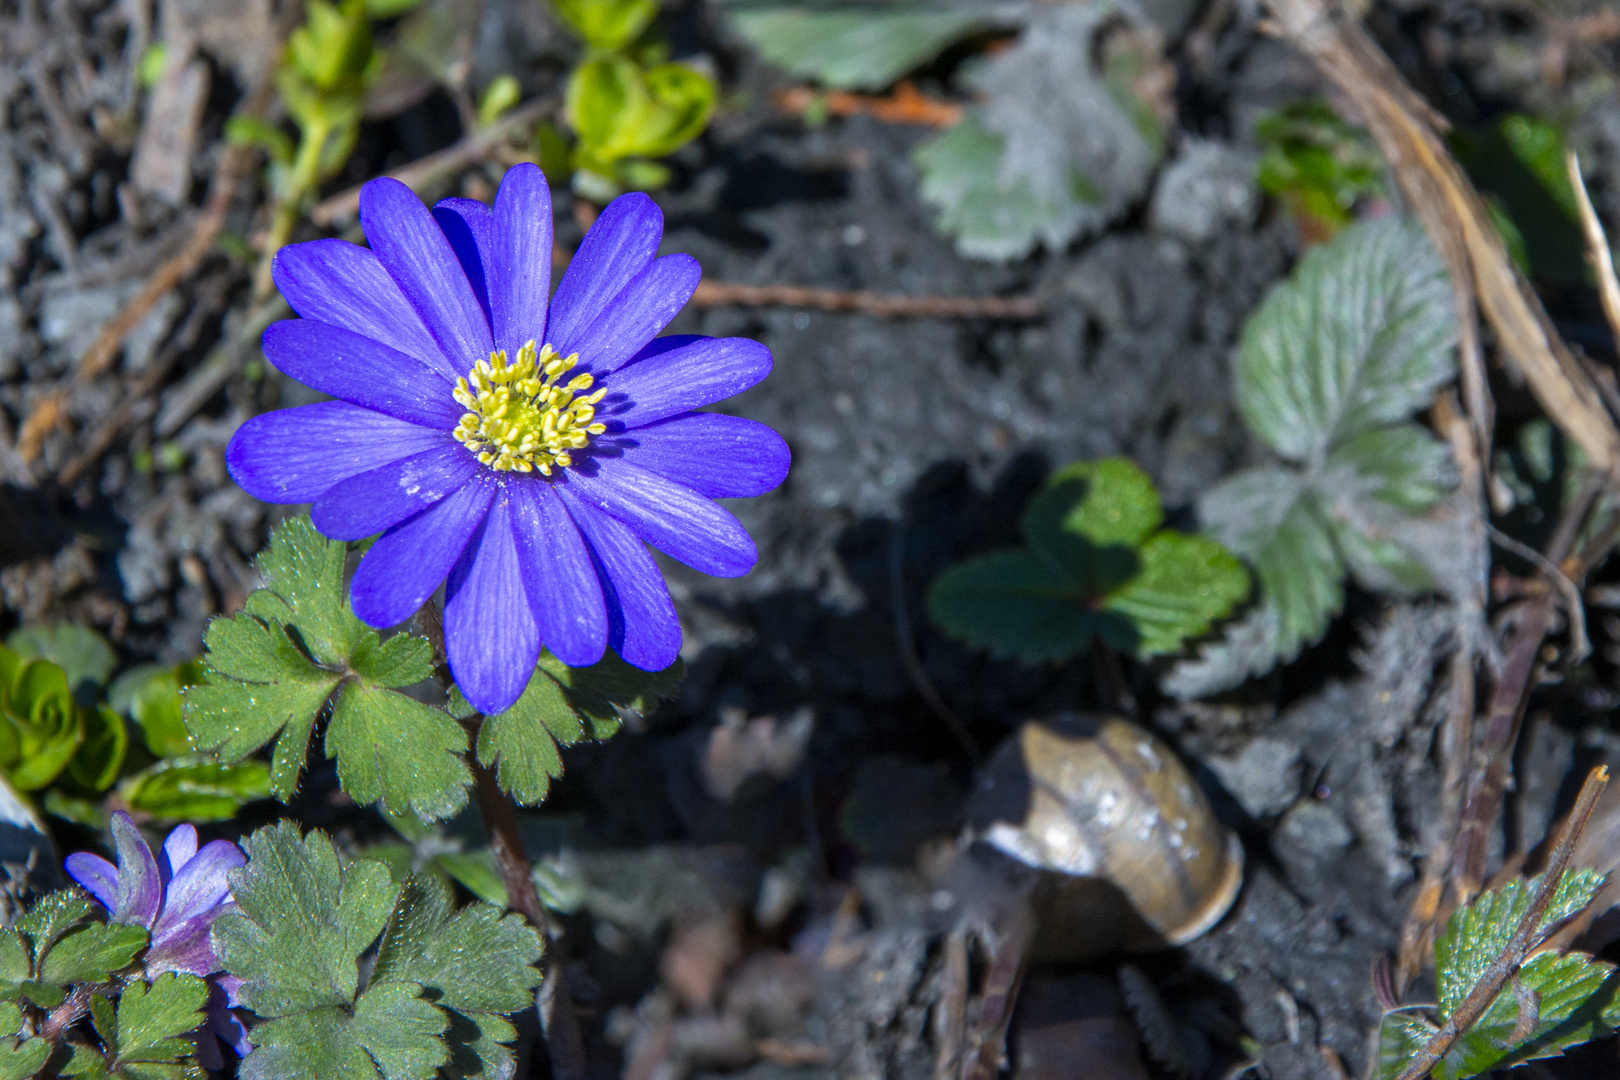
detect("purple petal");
top-left (154, 839), bottom-right (244, 941)
top-left (65, 853), bottom-right (118, 912)
top-left (574, 255), bottom-right (700, 375)
top-left (210, 983), bottom-right (253, 1057)
top-left (623, 334), bottom-right (707, 366)
top-left (602, 338), bottom-right (772, 429)
top-left (509, 480), bottom-right (607, 668)
top-left (360, 177), bottom-right (493, 372)
top-left (261, 320), bottom-right (461, 429)
top-left (490, 163), bottom-right (554, 355)
top-left (445, 496), bottom-right (542, 714)
top-left (432, 198), bottom-right (494, 330)
top-left (161, 825), bottom-right (197, 880)
top-left (109, 812), bottom-right (161, 927)
top-left (349, 477), bottom-right (496, 628)
top-left (548, 193), bottom-right (662, 358)
top-left (555, 491), bottom-right (681, 670)
top-left (227, 402), bottom-right (453, 505)
top-left (271, 238), bottom-right (455, 381)
top-left (311, 444), bottom-right (480, 542)
top-left (565, 457), bottom-right (757, 577)
top-left (613, 413), bottom-right (790, 497)
top-left (145, 912), bottom-right (219, 976)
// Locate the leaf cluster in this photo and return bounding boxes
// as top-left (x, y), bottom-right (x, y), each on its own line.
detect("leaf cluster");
top-left (215, 823), bottom-right (542, 1080)
top-left (1378, 869), bottom-right (1620, 1080)
top-left (556, 0), bottom-right (717, 197)
top-left (1255, 99), bottom-right (1385, 236)
top-left (185, 515), bottom-right (680, 821)
top-left (1168, 217), bottom-right (1461, 698)
top-left (928, 458), bottom-right (1249, 664)
top-left (0, 888), bottom-right (211, 1080)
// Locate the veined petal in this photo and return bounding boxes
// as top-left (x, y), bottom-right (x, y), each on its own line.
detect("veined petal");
top-left (154, 839), bottom-right (244, 941)
top-left (271, 239), bottom-right (453, 381)
top-left (262, 320), bottom-right (461, 429)
top-left (574, 254), bottom-right (700, 375)
top-left (555, 490), bottom-right (681, 671)
top-left (601, 338), bottom-right (772, 429)
top-left (350, 477), bottom-right (496, 628)
top-left (613, 413), bottom-right (790, 497)
top-left (567, 457), bottom-right (757, 578)
top-left (109, 812), bottom-right (161, 927)
top-left (144, 912), bottom-right (219, 976)
top-left (432, 198), bottom-right (495, 330)
top-left (548, 193), bottom-right (662, 358)
top-left (65, 853), bottom-right (118, 912)
top-left (161, 825), bottom-right (197, 880)
top-left (508, 480), bottom-right (607, 668)
top-left (490, 163), bottom-right (554, 355)
top-left (311, 444), bottom-right (479, 542)
top-left (227, 402), bottom-right (453, 505)
top-left (360, 177), bottom-right (493, 369)
top-left (445, 496), bottom-right (542, 715)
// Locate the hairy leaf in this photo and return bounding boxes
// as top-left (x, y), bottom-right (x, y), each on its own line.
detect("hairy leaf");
top-left (246, 514), bottom-right (365, 667)
top-left (928, 550), bottom-right (1134, 663)
top-left (0, 1035), bottom-right (51, 1080)
top-left (17, 889), bottom-right (95, 958)
top-left (1103, 533), bottom-right (1251, 656)
top-left (325, 683), bottom-right (470, 821)
top-left (241, 982), bottom-right (447, 1080)
top-left (120, 756), bottom-right (273, 822)
top-left (38, 924), bottom-right (148, 986)
top-left (215, 822), bottom-right (399, 1017)
top-left (110, 973), bottom-right (210, 1068)
top-left (726, 5), bottom-right (987, 91)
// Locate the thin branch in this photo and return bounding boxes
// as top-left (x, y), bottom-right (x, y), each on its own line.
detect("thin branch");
top-left (888, 515), bottom-right (979, 761)
top-left (1488, 525), bottom-right (1588, 663)
top-left (1566, 149), bottom-right (1620, 360)
top-left (310, 97), bottom-right (556, 227)
top-left (689, 280), bottom-right (1044, 320)
top-left (1395, 765), bottom-right (1611, 1080)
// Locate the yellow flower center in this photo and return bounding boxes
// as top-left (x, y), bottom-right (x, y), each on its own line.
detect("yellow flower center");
top-left (452, 340), bottom-right (608, 475)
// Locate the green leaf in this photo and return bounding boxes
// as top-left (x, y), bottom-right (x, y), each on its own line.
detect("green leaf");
top-left (65, 706), bottom-right (128, 792)
top-left (567, 57), bottom-right (716, 177)
top-left (123, 663), bottom-right (203, 758)
top-left (184, 616), bottom-right (340, 801)
top-left (1042, 459), bottom-right (1164, 549)
top-left (325, 682), bottom-right (470, 822)
top-left (120, 756), bottom-right (272, 822)
top-left (725, 5), bottom-right (987, 91)
top-left (18, 889), bottom-right (95, 959)
top-left (111, 973), bottom-right (209, 1067)
top-left (0, 931), bottom-right (28, 993)
top-left (1255, 99), bottom-right (1385, 234)
top-left (1326, 423), bottom-right (1455, 513)
top-left (373, 876), bottom-right (542, 1015)
top-left (553, 0), bottom-right (658, 50)
top-left (2, 659), bottom-right (86, 791)
top-left (476, 651), bottom-right (678, 805)
top-left (225, 115), bottom-right (295, 165)
top-left (246, 516), bottom-right (367, 666)
top-left (347, 634), bottom-right (434, 690)
top-left (476, 74), bottom-right (522, 129)
top-left (38, 924), bottom-right (149, 986)
top-left (215, 822), bottom-right (400, 1017)
top-left (927, 550), bottom-right (1133, 663)
top-left (0, 1036), bottom-right (50, 1080)
top-left (1377, 1009), bottom-right (1438, 1080)
top-left (1103, 532), bottom-right (1251, 656)
top-left (241, 982), bottom-right (447, 1080)
top-left (1235, 217), bottom-right (1456, 461)
top-left (915, 116), bottom-right (1068, 264)
top-left (7, 624), bottom-right (116, 692)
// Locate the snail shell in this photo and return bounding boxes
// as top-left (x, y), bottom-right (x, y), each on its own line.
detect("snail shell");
top-left (969, 715), bottom-right (1242, 953)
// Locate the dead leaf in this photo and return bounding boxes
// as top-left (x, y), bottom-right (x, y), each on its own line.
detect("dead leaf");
top-left (700, 706), bottom-right (813, 802)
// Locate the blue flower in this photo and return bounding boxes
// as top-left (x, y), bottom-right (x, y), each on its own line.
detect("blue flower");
top-left (226, 164), bottom-right (789, 713)
top-left (66, 812), bottom-right (252, 1070)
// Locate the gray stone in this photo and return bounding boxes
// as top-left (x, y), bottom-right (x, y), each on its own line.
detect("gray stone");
top-left (1149, 138), bottom-right (1260, 245)
top-left (1277, 801), bottom-right (1353, 859)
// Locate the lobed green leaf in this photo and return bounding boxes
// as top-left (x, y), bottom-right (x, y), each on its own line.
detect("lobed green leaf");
top-left (325, 682), bottom-right (470, 822)
top-left (37, 923), bottom-right (148, 986)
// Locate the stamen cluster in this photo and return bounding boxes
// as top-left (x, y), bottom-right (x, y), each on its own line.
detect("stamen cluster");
top-left (453, 340), bottom-right (608, 474)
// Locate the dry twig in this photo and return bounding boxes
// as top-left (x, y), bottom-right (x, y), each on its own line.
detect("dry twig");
top-left (1394, 765), bottom-right (1611, 1080)
top-left (1262, 0), bottom-right (1620, 479)
top-left (689, 280), bottom-right (1044, 320)
top-left (1566, 150), bottom-right (1620, 353)
top-left (311, 97), bottom-right (556, 227)
top-left (773, 82), bottom-right (963, 128)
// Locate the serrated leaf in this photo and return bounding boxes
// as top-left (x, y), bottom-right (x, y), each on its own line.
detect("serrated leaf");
top-left (113, 973), bottom-right (209, 1066)
top-left (1377, 1010), bottom-right (1438, 1080)
top-left (1434, 951), bottom-right (1620, 1079)
top-left (1235, 217), bottom-right (1456, 461)
top-left (120, 756), bottom-right (272, 823)
top-left (38, 923), bottom-right (148, 986)
top-left (0, 1037), bottom-right (51, 1080)
top-left (247, 516), bottom-right (365, 665)
top-left (215, 822), bottom-right (399, 1017)
top-left (348, 633), bottom-right (435, 689)
top-left (1437, 869), bottom-right (1606, 1016)
top-left (1327, 424), bottom-right (1455, 513)
top-left (18, 889), bottom-right (94, 957)
top-left (725, 5), bottom-right (988, 91)
top-left (477, 652), bottom-right (678, 805)
top-left (1103, 532), bottom-right (1251, 655)
top-left (927, 550), bottom-right (1136, 663)
top-left (325, 682), bottom-right (470, 821)
top-left (241, 982), bottom-right (447, 1080)
top-left (1044, 458), bottom-right (1164, 549)
top-left (184, 613), bottom-right (341, 801)
top-left (372, 876), bottom-right (542, 1015)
